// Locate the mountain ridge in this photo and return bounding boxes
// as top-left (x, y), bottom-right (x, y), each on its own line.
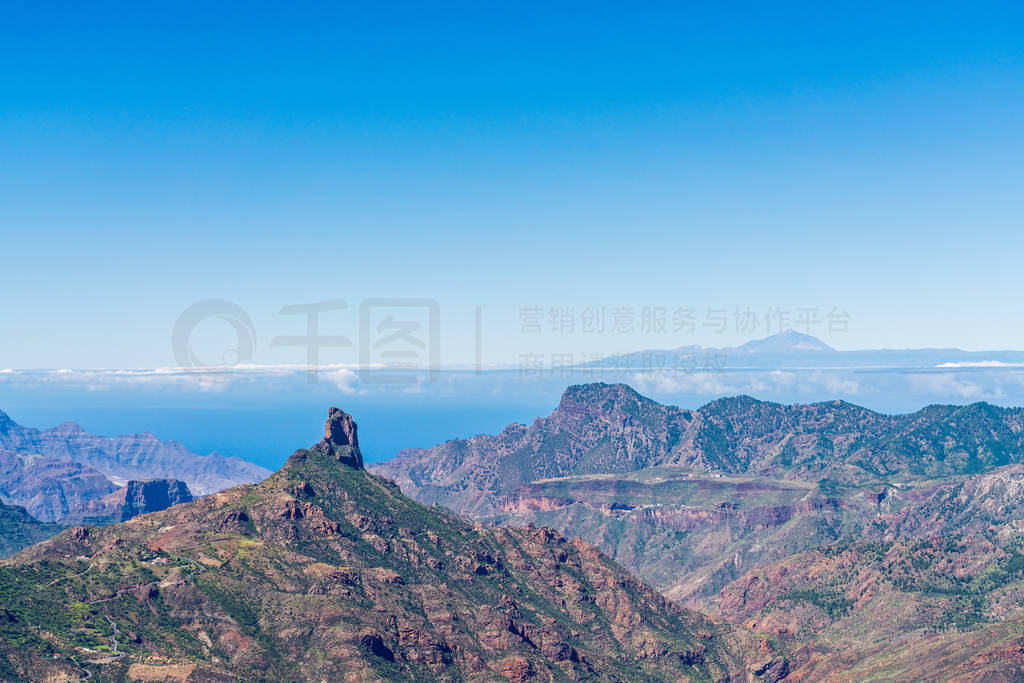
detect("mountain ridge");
top-left (0, 410), bottom-right (270, 524)
top-left (0, 409), bottom-right (270, 495)
top-left (370, 383), bottom-right (1024, 612)
top-left (0, 448), bottom-right (118, 522)
top-left (371, 383), bottom-right (1024, 517)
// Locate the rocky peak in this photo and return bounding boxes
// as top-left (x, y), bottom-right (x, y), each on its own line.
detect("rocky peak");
top-left (111, 479), bottom-right (193, 510)
top-left (315, 407), bottom-right (363, 469)
top-left (557, 382), bottom-right (646, 413)
top-left (700, 394), bottom-right (768, 413)
top-left (0, 410), bottom-right (15, 434)
top-left (51, 421), bottom-right (86, 435)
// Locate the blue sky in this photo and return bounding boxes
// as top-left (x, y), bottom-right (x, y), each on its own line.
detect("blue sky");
top-left (3, 1), bottom-right (1023, 369)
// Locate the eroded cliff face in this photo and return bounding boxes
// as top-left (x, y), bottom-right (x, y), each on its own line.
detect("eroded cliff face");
top-left (492, 469), bottom-right (869, 605)
top-left (66, 478), bottom-right (194, 524)
top-left (0, 409), bottom-right (783, 682)
top-left (490, 464), bottom-right (1024, 679)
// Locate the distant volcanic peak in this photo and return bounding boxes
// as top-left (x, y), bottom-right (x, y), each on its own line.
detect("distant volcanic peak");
top-left (315, 407), bottom-right (363, 469)
top-left (735, 329), bottom-right (835, 354)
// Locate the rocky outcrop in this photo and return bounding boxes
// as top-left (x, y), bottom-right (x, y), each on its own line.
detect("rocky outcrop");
top-left (708, 514), bottom-right (1024, 679)
top-left (315, 407), bottom-right (363, 469)
top-left (68, 479), bottom-right (194, 524)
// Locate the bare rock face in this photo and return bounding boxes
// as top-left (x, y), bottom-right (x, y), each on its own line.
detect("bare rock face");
top-left (323, 407), bottom-right (358, 449)
top-left (103, 478), bottom-right (193, 519)
top-left (67, 479), bottom-right (194, 524)
top-left (315, 407), bottom-right (363, 469)
top-left (497, 655), bottom-right (534, 681)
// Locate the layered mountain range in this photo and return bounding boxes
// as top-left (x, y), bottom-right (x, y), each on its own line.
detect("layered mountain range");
top-left (372, 382), bottom-right (1024, 516)
top-left (6, 384), bottom-right (1024, 678)
top-left (0, 410), bottom-right (270, 525)
top-left (0, 410), bottom-right (270, 495)
top-left (0, 409), bottom-right (786, 682)
top-left (373, 383), bottom-right (1024, 679)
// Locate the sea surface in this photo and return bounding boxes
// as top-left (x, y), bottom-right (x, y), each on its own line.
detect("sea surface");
top-left (0, 386), bottom-right (553, 470)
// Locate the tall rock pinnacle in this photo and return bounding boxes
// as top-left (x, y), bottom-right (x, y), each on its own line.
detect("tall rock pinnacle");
top-left (315, 407), bottom-right (363, 469)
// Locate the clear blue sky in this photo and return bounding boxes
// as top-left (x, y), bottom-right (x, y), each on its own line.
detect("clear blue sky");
top-left (3, 1), bottom-right (1023, 368)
